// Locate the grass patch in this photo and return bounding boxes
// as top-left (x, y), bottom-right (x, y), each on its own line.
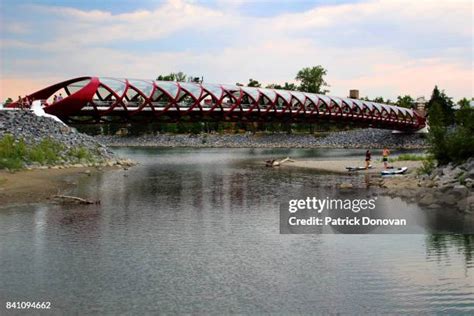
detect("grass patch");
top-left (417, 156), bottom-right (436, 175)
top-left (68, 146), bottom-right (95, 163)
top-left (0, 134), bottom-right (99, 170)
top-left (393, 153), bottom-right (429, 161)
top-left (380, 153), bottom-right (430, 163)
top-left (0, 135), bottom-right (27, 170)
top-left (27, 138), bottom-right (64, 165)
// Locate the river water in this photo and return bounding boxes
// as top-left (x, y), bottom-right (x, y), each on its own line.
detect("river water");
top-left (1, 148), bottom-right (473, 314)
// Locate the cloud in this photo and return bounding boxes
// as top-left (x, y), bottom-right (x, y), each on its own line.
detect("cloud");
top-left (1, 0), bottom-right (471, 101)
top-left (331, 58), bottom-right (472, 100)
top-left (26, 0), bottom-right (228, 46)
top-left (3, 22), bottom-right (31, 35)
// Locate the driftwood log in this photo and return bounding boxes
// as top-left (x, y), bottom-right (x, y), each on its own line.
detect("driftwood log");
top-left (265, 157), bottom-right (295, 167)
top-left (52, 195), bottom-right (100, 205)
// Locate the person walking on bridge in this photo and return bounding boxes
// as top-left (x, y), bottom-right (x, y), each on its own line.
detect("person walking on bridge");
top-left (382, 147), bottom-right (390, 169)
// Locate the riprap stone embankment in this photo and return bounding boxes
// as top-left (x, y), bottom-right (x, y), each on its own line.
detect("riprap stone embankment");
top-left (0, 110), bottom-right (133, 168)
top-left (377, 159), bottom-right (474, 213)
top-left (95, 128), bottom-right (427, 149)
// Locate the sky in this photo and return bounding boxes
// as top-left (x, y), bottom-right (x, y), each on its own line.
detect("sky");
top-left (0, 0), bottom-right (472, 102)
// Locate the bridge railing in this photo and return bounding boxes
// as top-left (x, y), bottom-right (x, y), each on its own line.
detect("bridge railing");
top-left (76, 96), bottom-right (422, 129)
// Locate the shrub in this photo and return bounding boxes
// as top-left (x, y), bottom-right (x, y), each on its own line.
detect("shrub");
top-left (417, 156), bottom-right (436, 175)
top-left (27, 138), bottom-right (64, 165)
top-left (0, 134), bottom-right (27, 170)
top-left (395, 154), bottom-right (428, 161)
top-left (0, 135), bottom-right (101, 170)
top-left (427, 88), bottom-right (474, 165)
top-left (68, 146), bottom-right (94, 163)
top-left (0, 157), bottom-right (24, 170)
top-left (0, 134), bottom-right (68, 169)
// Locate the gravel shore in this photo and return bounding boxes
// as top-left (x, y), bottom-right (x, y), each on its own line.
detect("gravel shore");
top-left (0, 110), bottom-right (133, 168)
top-left (0, 110), bottom-right (113, 156)
top-left (95, 128), bottom-right (428, 149)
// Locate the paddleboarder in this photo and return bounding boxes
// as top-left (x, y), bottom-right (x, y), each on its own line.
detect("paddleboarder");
top-left (382, 147), bottom-right (390, 169)
top-left (365, 150), bottom-right (371, 170)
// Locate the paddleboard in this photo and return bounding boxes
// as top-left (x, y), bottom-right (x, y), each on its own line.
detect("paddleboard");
top-left (346, 165), bottom-right (372, 171)
top-left (381, 167), bottom-right (408, 175)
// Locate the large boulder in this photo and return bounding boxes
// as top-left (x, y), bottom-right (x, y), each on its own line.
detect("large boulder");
top-left (339, 182), bottom-right (353, 189)
top-left (464, 178), bottom-right (474, 189)
top-left (463, 157), bottom-right (474, 172)
top-left (452, 185), bottom-right (469, 198)
top-left (457, 194), bottom-right (474, 213)
top-left (467, 195), bottom-right (474, 213)
top-left (438, 181), bottom-right (457, 192)
top-left (419, 192), bottom-right (436, 206)
top-left (440, 193), bottom-right (459, 206)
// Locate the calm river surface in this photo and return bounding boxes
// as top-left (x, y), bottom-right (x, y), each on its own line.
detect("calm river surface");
top-left (1, 148), bottom-right (473, 314)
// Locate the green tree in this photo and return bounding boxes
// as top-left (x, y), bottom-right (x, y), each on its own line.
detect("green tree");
top-left (428, 101), bottom-right (450, 164)
top-left (157, 74), bottom-right (175, 81)
top-left (427, 86), bottom-right (454, 125)
top-left (427, 87), bottom-right (474, 165)
top-left (446, 105), bottom-right (474, 163)
top-left (4, 97), bottom-right (13, 105)
top-left (247, 78), bottom-right (261, 88)
top-left (396, 95), bottom-right (415, 108)
top-left (265, 83), bottom-right (279, 89)
top-left (174, 72), bottom-right (187, 82)
top-left (457, 97), bottom-right (470, 109)
top-left (265, 82), bottom-right (297, 91)
top-left (283, 82), bottom-right (297, 91)
top-left (295, 65), bottom-right (329, 94)
top-left (156, 72), bottom-right (187, 82)
top-left (373, 97), bottom-right (385, 103)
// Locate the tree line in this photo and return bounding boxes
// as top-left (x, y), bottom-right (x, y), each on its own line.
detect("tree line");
top-left (155, 66), bottom-right (470, 110)
top-left (426, 86), bottom-right (473, 164)
top-left (157, 66), bottom-right (330, 94)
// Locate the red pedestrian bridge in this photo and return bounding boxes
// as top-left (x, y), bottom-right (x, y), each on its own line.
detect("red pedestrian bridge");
top-left (9, 76), bottom-right (426, 130)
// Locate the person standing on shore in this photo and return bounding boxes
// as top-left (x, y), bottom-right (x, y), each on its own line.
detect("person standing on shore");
top-left (382, 147), bottom-right (390, 169)
top-left (365, 150), bottom-right (371, 170)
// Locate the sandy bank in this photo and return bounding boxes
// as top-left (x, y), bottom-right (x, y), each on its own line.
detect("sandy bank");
top-left (287, 159), bottom-right (422, 174)
top-left (0, 167), bottom-right (100, 205)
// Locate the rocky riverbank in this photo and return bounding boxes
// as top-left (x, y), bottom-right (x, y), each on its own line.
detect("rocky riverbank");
top-left (289, 159), bottom-right (422, 174)
top-left (94, 128), bottom-right (427, 149)
top-left (284, 157), bottom-right (473, 214)
top-left (373, 159), bottom-right (474, 213)
top-left (0, 110), bottom-right (134, 169)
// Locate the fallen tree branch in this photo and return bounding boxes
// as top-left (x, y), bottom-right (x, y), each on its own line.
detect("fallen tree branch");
top-left (266, 157), bottom-right (295, 167)
top-left (52, 195), bottom-right (100, 205)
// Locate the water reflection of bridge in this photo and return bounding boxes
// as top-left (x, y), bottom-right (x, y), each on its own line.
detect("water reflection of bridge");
top-left (10, 76), bottom-right (426, 131)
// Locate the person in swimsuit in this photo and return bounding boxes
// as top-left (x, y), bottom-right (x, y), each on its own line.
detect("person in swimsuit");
top-left (382, 147), bottom-right (390, 169)
top-left (365, 150), bottom-right (371, 170)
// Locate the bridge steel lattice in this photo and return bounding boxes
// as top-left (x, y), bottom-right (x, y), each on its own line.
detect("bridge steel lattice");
top-left (9, 76), bottom-right (426, 130)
